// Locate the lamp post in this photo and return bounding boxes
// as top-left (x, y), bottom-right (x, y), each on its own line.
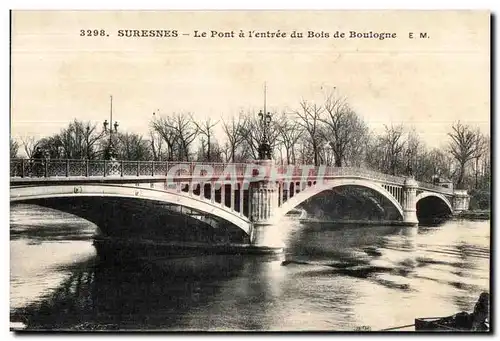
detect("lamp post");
top-left (257, 109), bottom-right (272, 160)
top-left (406, 149), bottom-right (413, 177)
top-left (102, 95), bottom-right (119, 160)
top-left (255, 82), bottom-right (273, 160)
top-left (85, 125), bottom-right (90, 159)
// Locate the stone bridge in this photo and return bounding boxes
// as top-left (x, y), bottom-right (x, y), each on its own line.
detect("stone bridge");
top-left (10, 158), bottom-right (470, 252)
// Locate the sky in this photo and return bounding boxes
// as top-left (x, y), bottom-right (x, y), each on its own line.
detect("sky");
top-left (10, 10), bottom-right (490, 150)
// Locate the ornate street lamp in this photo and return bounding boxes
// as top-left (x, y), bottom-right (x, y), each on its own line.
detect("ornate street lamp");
top-left (85, 125), bottom-right (91, 159)
top-left (257, 109), bottom-right (272, 160)
top-left (406, 149), bottom-right (413, 177)
top-left (102, 96), bottom-right (118, 160)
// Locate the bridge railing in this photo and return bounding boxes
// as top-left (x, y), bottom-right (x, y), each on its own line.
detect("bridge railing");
top-left (273, 165), bottom-right (407, 184)
top-left (10, 159), bottom-right (450, 194)
top-left (9, 159), bottom-right (251, 178)
top-left (323, 167), bottom-right (407, 185)
top-left (416, 180), bottom-right (454, 195)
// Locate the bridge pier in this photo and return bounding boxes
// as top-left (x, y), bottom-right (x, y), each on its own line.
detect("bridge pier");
top-left (248, 161), bottom-right (284, 253)
top-left (402, 177), bottom-right (419, 226)
top-left (452, 189), bottom-right (470, 213)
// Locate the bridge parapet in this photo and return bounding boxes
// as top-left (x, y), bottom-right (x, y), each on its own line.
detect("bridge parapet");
top-left (11, 159), bottom-right (405, 183)
top-left (320, 167), bottom-right (406, 185)
top-left (416, 180), bottom-right (454, 195)
top-left (11, 159), bottom-right (453, 198)
top-left (9, 159), bottom-right (251, 178)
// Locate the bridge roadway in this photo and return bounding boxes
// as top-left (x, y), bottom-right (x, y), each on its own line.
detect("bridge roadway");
top-left (10, 159), bottom-right (470, 253)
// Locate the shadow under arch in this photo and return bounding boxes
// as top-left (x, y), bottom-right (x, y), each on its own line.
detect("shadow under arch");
top-left (274, 178), bottom-right (403, 221)
top-left (12, 195), bottom-right (249, 247)
top-left (416, 192), bottom-right (453, 224)
top-left (11, 184), bottom-right (251, 234)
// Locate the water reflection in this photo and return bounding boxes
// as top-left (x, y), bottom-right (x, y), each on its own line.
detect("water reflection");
top-left (10, 204), bottom-right (490, 331)
top-left (12, 254), bottom-right (254, 330)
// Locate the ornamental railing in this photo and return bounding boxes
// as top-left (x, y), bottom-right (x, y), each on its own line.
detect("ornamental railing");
top-left (10, 159), bottom-right (449, 194)
top-left (323, 167), bottom-right (406, 185)
top-left (416, 180), bottom-right (454, 195)
top-left (273, 165), bottom-right (406, 185)
top-left (9, 159), bottom-right (250, 179)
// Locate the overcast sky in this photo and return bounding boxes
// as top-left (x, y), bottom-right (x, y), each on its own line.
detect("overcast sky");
top-left (11, 10), bottom-right (490, 149)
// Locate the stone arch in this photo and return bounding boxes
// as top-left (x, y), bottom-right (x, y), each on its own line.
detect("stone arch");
top-left (273, 178), bottom-right (404, 222)
top-left (10, 184), bottom-right (252, 234)
top-left (415, 192), bottom-right (453, 214)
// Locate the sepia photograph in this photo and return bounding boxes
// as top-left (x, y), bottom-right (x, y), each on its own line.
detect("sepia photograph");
top-left (9, 10), bottom-right (490, 332)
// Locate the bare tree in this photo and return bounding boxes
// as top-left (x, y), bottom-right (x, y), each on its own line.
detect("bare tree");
top-left (150, 115), bottom-right (179, 161)
top-left (52, 120), bottom-right (105, 159)
top-left (448, 121), bottom-right (478, 188)
top-left (21, 136), bottom-right (40, 158)
top-left (148, 129), bottom-right (166, 161)
top-left (221, 114), bottom-right (246, 162)
top-left (116, 132), bottom-right (151, 160)
top-left (196, 138), bottom-right (224, 162)
top-left (209, 141), bottom-right (224, 162)
top-left (193, 117), bottom-right (219, 162)
top-left (275, 113), bottom-right (303, 164)
top-left (320, 93), bottom-right (368, 167)
top-left (165, 113), bottom-right (199, 161)
top-left (197, 137), bottom-right (207, 161)
top-left (343, 120), bottom-right (369, 167)
top-left (10, 138), bottom-right (19, 158)
top-left (479, 140), bottom-right (491, 189)
top-left (294, 100), bottom-right (324, 166)
top-left (472, 130), bottom-right (488, 189)
top-left (364, 132), bottom-right (381, 171)
top-left (83, 123), bottom-right (106, 159)
top-left (424, 148), bottom-right (455, 181)
top-left (381, 124), bottom-right (406, 175)
top-left (37, 135), bottom-right (63, 158)
top-left (404, 128), bottom-right (422, 177)
top-left (296, 136), bottom-right (317, 165)
top-left (220, 141), bottom-right (231, 162)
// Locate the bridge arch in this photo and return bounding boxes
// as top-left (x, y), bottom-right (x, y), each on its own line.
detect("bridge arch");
top-left (415, 192), bottom-right (453, 214)
top-left (274, 178), bottom-right (404, 221)
top-left (10, 184), bottom-right (252, 234)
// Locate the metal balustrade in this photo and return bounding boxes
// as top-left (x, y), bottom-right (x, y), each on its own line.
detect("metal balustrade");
top-left (9, 158), bottom-right (452, 195)
top-left (9, 159), bottom-right (252, 178)
top-left (416, 180), bottom-right (454, 195)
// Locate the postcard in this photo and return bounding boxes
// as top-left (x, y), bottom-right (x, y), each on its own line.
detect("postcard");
top-left (9, 10), bottom-right (490, 332)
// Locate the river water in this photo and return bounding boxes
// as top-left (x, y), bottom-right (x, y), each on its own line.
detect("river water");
top-left (10, 204), bottom-right (490, 331)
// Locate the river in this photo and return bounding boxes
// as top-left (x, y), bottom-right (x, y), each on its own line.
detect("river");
top-left (10, 204), bottom-right (490, 331)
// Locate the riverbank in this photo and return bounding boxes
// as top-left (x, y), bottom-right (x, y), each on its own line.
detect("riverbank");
top-left (455, 210), bottom-right (490, 220)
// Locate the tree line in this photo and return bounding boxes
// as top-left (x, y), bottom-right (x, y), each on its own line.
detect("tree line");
top-left (10, 91), bottom-right (490, 192)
